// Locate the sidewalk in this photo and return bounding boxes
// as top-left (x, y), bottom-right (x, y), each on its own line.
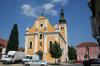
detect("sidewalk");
top-left (61, 62), bottom-right (83, 65)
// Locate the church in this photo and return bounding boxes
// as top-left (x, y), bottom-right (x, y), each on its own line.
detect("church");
top-left (25, 8), bottom-right (69, 63)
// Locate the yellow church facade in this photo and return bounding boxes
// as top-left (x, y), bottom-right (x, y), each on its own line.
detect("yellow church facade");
top-left (25, 8), bottom-right (68, 63)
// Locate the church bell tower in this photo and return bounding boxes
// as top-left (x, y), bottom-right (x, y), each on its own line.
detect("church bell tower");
top-left (59, 8), bottom-right (67, 40)
top-left (59, 8), bottom-right (69, 61)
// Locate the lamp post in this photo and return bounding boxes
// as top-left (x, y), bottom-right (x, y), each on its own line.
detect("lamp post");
top-left (90, 16), bottom-right (100, 48)
top-left (88, 0), bottom-right (100, 48)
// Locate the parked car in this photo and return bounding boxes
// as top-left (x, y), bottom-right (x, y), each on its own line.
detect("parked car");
top-left (93, 59), bottom-right (100, 64)
top-left (22, 56), bottom-right (32, 64)
top-left (88, 59), bottom-right (95, 64)
top-left (83, 59), bottom-right (100, 66)
top-left (24, 60), bottom-right (48, 66)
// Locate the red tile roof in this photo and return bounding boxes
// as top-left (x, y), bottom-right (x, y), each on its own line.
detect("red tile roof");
top-left (77, 42), bottom-right (98, 47)
top-left (0, 38), bottom-right (8, 47)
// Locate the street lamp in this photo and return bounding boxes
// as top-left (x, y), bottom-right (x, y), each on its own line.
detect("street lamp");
top-left (90, 16), bottom-right (100, 48)
top-left (88, 0), bottom-right (100, 48)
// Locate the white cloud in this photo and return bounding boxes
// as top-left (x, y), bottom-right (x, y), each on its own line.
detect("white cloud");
top-left (42, 3), bottom-right (54, 10)
top-left (21, 3), bottom-right (58, 17)
top-left (50, 10), bottom-right (58, 16)
top-left (21, 4), bottom-right (38, 17)
top-left (42, 3), bottom-right (58, 16)
top-left (51, 0), bottom-right (68, 5)
top-left (52, 0), bottom-right (62, 3)
top-left (21, 0), bottom-right (69, 17)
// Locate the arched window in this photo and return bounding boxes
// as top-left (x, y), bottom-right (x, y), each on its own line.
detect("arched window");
top-left (29, 42), bottom-right (32, 49)
top-left (49, 41), bottom-right (52, 45)
top-left (49, 41), bottom-right (53, 52)
top-left (40, 34), bottom-right (42, 39)
top-left (61, 27), bottom-right (64, 30)
top-left (40, 24), bottom-right (43, 27)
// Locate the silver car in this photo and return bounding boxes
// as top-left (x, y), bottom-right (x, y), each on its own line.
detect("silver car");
top-left (22, 56), bottom-right (32, 64)
top-left (24, 60), bottom-right (48, 66)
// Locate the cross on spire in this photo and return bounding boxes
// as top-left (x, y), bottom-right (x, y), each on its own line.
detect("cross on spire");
top-left (41, 7), bottom-right (44, 16)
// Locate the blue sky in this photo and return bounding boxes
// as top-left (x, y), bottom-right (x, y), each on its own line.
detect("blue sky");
top-left (0, 0), bottom-right (96, 48)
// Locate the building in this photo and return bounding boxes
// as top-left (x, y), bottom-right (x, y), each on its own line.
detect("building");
top-left (88, 0), bottom-right (100, 48)
top-left (76, 42), bottom-right (99, 60)
top-left (0, 38), bottom-right (7, 59)
top-left (25, 8), bottom-right (69, 63)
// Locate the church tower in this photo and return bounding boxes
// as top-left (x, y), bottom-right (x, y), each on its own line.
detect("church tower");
top-left (59, 8), bottom-right (69, 61)
top-left (59, 8), bottom-right (67, 42)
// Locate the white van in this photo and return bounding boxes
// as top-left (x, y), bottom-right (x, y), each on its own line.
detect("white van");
top-left (2, 51), bottom-right (25, 64)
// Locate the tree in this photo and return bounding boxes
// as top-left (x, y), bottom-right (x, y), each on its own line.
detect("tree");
top-left (6, 24), bottom-right (19, 53)
top-left (49, 41), bottom-right (62, 64)
top-left (36, 50), bottom-right (43, 60)
top-left (68, 46), bottom-right (77, 60)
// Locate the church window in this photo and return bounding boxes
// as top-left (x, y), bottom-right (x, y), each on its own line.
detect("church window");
top-left (40, 24), bottom-right (43, 27)
top-left (40, 34), bottom-right (42, 39)
top-left (61, 27), bottom-right (64, 30)
top-left (29, 42), bottom-right (32, 49)
top-left (61, 27), bottom-right (62, 30)
top-left (49, 41), bottom-right (53, 51)
top-left (49, 41), bottom-right (52, 45)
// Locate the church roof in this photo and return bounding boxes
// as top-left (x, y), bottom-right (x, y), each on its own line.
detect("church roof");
top-left (77, 42), bottom-right (98, 47)
top-left (59, 19), bottom-right (66, 24)
top-left (27, 15), bottom-right (56, 33)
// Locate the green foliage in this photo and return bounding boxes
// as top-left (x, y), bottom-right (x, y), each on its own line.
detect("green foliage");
top-left (6, 24), bottom-right (19, 53)
top-left (68, 46), bottom-right (77, 60)
top-left (49, 41), bottom-right (63, 59)
top-left (36, 50), bottom-right (43, 60)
